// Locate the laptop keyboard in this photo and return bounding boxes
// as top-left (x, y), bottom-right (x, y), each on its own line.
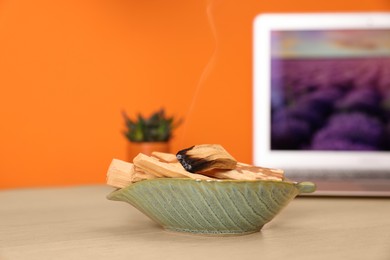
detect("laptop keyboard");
top-left (285, 169), bottom-right (390, 181)
top-left (285, 169), bottom-right (390, 196)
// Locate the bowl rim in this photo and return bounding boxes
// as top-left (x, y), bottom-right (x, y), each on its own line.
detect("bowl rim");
top-left (108, 178), bottom-right (316, 196)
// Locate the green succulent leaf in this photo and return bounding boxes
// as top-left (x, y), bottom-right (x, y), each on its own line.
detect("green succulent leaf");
top-left (122, 108), bottom-right (181, 142)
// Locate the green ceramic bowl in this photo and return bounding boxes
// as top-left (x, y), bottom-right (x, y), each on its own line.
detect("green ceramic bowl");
top-left (107, 178), bottom-right (315, 236)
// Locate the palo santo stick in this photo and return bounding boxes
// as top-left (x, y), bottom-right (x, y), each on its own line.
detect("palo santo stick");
top-left (133, 153), bottom-right (215, 180)
top-left (132, 167), bottom-right (158, 182)
top-left (151, 152), bottom-right (178, 163)
top-left (202, 163), bottom-right (284, 181)
top-left (106, 159), bottom-right (156, 188)
top-left (251, 164), bottom-right (284, 180)
top-left (176, 144), bottom-right (237, 173)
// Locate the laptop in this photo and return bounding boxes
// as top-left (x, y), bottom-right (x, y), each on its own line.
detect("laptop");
top-left (253, 13), bottom-right (390, 196)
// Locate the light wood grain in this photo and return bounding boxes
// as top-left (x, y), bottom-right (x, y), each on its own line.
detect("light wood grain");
top-left (1, 186), bottom-right (390, 260)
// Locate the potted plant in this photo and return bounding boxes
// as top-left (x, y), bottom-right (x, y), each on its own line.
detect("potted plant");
top-left (122, 109), bottom-right (181, 161)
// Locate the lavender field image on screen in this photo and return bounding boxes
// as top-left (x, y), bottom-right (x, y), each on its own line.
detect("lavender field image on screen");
top-left (270, 29), bottom-right (390, 151)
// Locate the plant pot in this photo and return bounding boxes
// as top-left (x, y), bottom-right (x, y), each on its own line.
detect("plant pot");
top-left (127, 141), bottom-right (170, 162)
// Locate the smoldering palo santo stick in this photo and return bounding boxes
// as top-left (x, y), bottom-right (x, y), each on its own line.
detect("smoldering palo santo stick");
top-left (176, 144), bottom-right (237, 173)
top-left (133, 153), bottom-right (214, 180)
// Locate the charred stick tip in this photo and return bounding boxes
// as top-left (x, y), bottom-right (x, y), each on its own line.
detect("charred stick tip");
top-left (176, 146), bottom-right (197, 173)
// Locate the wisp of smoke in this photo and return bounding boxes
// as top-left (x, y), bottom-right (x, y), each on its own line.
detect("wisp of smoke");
top-left (179, 0), bottom-right (223, 145)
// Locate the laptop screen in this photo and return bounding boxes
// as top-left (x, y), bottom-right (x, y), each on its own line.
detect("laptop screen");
top-left (254, 13), bottom-right (390, 172)
top-left (253, 14), bottom-right (390, 196)
top-left (270, 29), bottom-right (390, 152)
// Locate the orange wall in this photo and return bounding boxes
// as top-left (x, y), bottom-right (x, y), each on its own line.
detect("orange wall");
top-left (1, 0), bottom-right (389, 189)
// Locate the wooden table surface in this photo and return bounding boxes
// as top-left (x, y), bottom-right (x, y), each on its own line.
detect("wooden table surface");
top-left (1, 185), bottom-right (389, 260)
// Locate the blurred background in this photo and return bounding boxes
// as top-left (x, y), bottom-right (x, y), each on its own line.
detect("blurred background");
top-left (1, 0), bottom-right (389, 189)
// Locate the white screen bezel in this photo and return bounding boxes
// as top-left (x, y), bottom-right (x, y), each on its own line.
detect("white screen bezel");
top-left (253, 12), bottom-right (390, 171)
